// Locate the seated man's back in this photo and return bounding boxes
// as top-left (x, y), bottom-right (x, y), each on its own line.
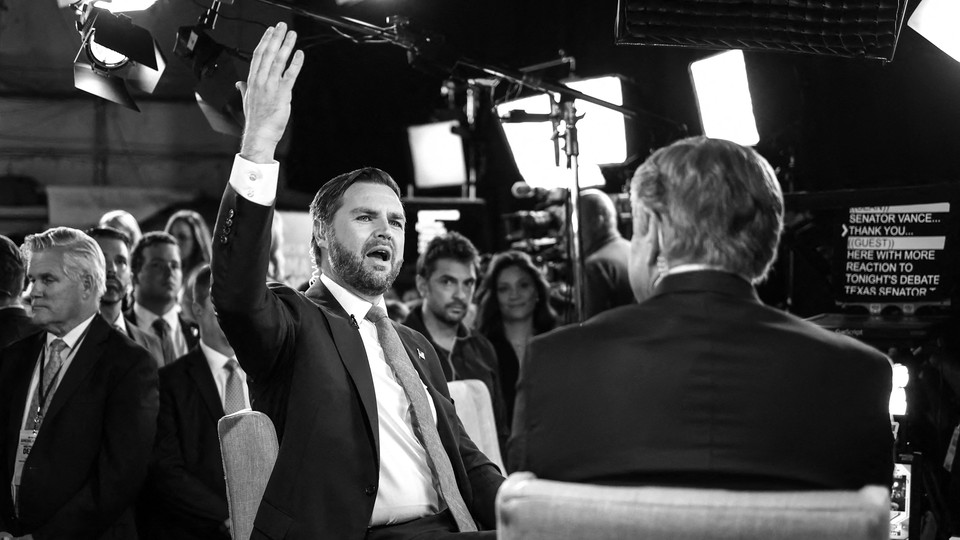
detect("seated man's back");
top-left (509, 137), bottom-right (894, 491)
top-left (510, 270), bottom-right (893, 490)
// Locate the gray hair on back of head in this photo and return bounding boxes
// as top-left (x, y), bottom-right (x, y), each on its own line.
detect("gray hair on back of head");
top-left (630, 136), bottom-right (784, 283)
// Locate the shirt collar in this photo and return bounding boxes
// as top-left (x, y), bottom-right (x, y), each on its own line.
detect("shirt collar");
top-left (47, 312), bottom-right (97, 349)
top-left (200, 340), bottom-right (233, 371)
top-left (319, 274), bottom-right (387, 324)
top-left (106, 310), bottom-right (127, 334)
top-left (133, 302), bottom-right (180, 329)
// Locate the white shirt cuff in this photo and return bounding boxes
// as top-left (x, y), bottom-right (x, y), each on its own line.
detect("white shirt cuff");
top-left (229, 154), bottom-right (280, 206)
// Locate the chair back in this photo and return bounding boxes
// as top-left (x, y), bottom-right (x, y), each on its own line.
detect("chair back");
top-left (218, 410), bottom-right (279, 540)
top-left (447, 379), bottom-right (505, 471)
top-left (496, 472), bottom-right (891, 540)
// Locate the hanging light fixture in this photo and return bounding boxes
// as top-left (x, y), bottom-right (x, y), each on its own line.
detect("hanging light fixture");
top-left (72, 3), bottom-right (166, 111)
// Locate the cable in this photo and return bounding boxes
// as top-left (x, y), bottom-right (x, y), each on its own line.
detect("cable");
top-left (189, 0), bottom-right (269, 29)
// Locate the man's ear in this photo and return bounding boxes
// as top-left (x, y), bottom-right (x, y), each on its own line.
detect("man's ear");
top-left (80, 274), bottom-right (95, 300)
top-left (314, 221), bottom-right (327, 249)
top-left (633, 201), bottom-right (661, 266)
top-left (415, 274), bottom-right (428, 298)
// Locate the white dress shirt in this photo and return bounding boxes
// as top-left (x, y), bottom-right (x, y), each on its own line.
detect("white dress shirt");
top-left (19, 313), bottom-right (96, 430)
top-left (229, 155), bottom-right (440, 526)
top-left (132, 302), bottom-right (189, 358)
top-left (200, 340), bottom-right (251, 411)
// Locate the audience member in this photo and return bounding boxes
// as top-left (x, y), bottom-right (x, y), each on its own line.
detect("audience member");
top-left (579, 188), bottom-right (634, 318)
top-left (127, 232), bottom-right (199, 366)
top-left (403, 232), bottom-right (509, 451)
top-left (99, 209), bottom-right (143, 248)
top-left (87, 227), bottom-right (164, 367)
top-left (476, 250), bottom-right (557, 420)
top-left (509, 136), bottom-right (895, 490)
top-left (0, 227), bottom-right (158, 538)
top-left (0, 235), bottom-right (39, 349)
top-left (209, 24), bottom-right (502, 538)
top-left (147, 265), bottom-right (248, 540)
top-left (164, 210), bottom-right (213, 322)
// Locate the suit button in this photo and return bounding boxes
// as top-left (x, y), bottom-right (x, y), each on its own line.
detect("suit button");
top-left (223, 226), bottom-right (231, 235)
top-left (364, 485), bottom-right (377, 496)
top-left (225, 218), bottom-right (233, 227)
top-left (228, 209), bottom-right (235, 218)
top-left (220, 235), bottom-right (228, 244)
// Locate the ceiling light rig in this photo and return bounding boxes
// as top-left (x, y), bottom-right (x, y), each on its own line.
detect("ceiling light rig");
top-left (175, 1), bottom-right (250, 136)
top-left (66, 0), bottom-right (166, 111)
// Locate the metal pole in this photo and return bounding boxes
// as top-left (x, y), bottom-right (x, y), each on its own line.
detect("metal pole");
top-left (561, 99), bottom-right (584, 323)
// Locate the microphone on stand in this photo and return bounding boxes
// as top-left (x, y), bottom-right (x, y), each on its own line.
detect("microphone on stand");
top-left (511, 181), bottom-right (547, 199)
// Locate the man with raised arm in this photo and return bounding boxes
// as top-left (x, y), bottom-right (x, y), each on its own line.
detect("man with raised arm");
top-left (210, 23), bottom-right (503, 539)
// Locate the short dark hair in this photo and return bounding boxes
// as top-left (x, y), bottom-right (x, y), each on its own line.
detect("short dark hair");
top-left (131, 231), bottom-right (179, 276)
top-left (0, 234), bottom-right (25, 299)
top-left (192, 264), bottom-right (212, 306)
top-left (416, 231), bottom-right (479, 279)
top-left (86, 226), bottom-right (132, 249)
top-left (307, 167), bottom-right (402, 279)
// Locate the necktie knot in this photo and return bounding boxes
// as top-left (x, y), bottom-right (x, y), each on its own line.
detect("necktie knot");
top-left (225, 358), bottom-right (239, 372)
top-left (152, 318), bottom-right (170, 336)
top-left (365, 305), bottom-right (388, 324)
top-left (49, 339), bottom-right (67, 358)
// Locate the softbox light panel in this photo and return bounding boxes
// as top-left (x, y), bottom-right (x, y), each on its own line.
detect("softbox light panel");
top-left (616, 0), bottom-right (909, 62)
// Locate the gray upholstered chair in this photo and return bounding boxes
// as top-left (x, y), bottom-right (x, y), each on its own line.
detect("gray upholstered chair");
top-left (447, 379), bottom-right (505, 471)
top-left (496, 472), bottom-right (891, 540)
top-left (218, 410), bottom-right (279, 540)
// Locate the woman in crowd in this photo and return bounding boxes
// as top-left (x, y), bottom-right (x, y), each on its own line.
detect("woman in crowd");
top-left (164, 210), bottom-right (212, 322)
top-left (476, 250), bottom-right (557, 419)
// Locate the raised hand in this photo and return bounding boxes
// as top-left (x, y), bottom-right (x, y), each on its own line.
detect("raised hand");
top-left (237, 22), bottom-right (304, 164)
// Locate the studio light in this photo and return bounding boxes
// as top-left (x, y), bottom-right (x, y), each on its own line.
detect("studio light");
top-left (616, 0), bottom-right (909, 62)
top-left (72, 4), bottom-right (166, 111)
top-left (689, 50), bottom-right (759, 147)
top-left (92, 0), bottom-right (158, 13)
top-left (908, 0), bottom-right (960, 63)
top-left (496, 76), bottom-right (626, 190)
top-left (175, 23), bottom-right (246, 136)
top-left (407, 120), bottom-right (467, 189)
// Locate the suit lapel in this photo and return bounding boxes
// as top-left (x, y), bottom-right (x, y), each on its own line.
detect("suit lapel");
top-left (3, 334), bottom-right (44, 478)
top-left (180, 315), bottom-right (200, 350)
top-left (186, 348), bottom-right (226, 421)
top-left (41, 315), bottom-right (111, 426)
top-left (305, 282), bottom-right (380, 455)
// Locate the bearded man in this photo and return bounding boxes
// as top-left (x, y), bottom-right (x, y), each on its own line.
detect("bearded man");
top-left (210, 23), bottom-right (503, 540)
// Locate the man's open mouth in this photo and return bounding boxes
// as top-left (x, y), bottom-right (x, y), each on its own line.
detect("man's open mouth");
top-left (365, 246), bottom-right (392, 262)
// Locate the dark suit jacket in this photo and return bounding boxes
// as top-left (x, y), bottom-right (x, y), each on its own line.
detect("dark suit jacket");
top-left (146, 347), bottom-right (230, 540)
top-left (124, 309), bottom-right (200, 358)
top-left (211, 186), bottom-right (504, 539)
top-left (0, 314), bottom-right (159, 539)
top-left (124, 318), bottom-right (165, 369)
top-left (583, 236), bottom-right (635, 318)
top-left (0, 306), bottom-right (41, 350)
top-left (510, 270), bottom-right (894, 491)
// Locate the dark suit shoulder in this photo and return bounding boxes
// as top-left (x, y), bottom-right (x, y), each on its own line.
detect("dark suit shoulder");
top-left (160, 347), bottom-right (205, 378)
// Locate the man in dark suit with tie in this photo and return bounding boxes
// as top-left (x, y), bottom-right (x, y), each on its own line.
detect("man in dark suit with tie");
top-left (210, 24), bottom-right (503, 539)
top-left (510, 137), bottom-right (895, 491)
top-left (87, 227), bottom-right (164, 367)
top-left (126, 232), bottom-right (199, 365)
top-left (145, 264), bottom-right (248, 540)
top-left (0, 227), bottom-right (158, 539)
top-left (0, 235), bottom-right (40, 350)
